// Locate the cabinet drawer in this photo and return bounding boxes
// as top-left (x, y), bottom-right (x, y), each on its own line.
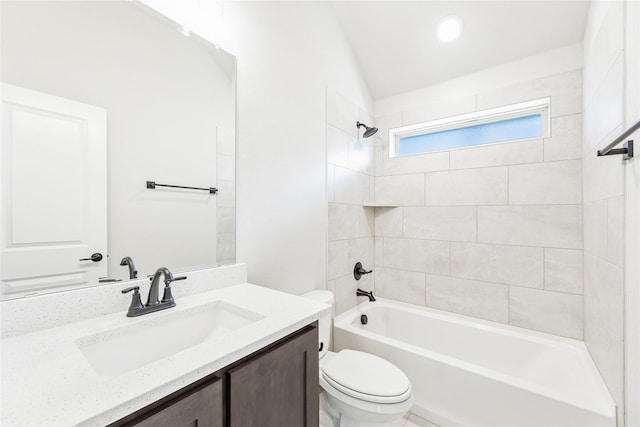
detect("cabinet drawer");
top-left (131, 376), bottom-right (223, 427)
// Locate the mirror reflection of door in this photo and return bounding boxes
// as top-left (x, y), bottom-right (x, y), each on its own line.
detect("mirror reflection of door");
top-left (1, 83), bottom-right (107, 297)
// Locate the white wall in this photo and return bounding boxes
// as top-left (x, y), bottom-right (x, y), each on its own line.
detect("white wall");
top-left (141, 1), bottom-right (373, 294)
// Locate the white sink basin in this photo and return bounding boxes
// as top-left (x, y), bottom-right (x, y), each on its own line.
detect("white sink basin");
top-left (76, 301), bottom-right (264, 376)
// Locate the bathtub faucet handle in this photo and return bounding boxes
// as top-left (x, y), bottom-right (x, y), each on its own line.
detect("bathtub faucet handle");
top-left (356, 288), bottom-right (376, 302)
top-left (354, 262), bottom-right (373, 280)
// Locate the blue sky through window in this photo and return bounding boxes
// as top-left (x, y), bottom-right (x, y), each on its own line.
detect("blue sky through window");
top-left (398, 113), bottom-right (543, 155)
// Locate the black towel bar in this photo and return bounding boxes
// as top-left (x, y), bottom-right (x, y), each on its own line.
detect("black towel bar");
top-left (146, 181), bottom-right (218, 194)
top-left (597, 119), bottom-right (638, 160)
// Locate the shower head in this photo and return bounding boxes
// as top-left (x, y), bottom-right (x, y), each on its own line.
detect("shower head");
top-left (356, 121), bottom-right (378, 138)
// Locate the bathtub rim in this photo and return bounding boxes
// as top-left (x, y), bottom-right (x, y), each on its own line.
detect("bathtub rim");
top-left (333, 298), bottom-right (616, 419)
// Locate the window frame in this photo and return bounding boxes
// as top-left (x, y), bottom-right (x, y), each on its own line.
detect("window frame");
top-left (388, 97), bottom-right (551, 158)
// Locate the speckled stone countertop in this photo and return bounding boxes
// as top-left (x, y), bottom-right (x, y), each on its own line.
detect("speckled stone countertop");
top-left (1, 283), bottom-right (330, 426)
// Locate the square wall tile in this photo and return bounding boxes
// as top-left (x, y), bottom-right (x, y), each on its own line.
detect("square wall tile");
top-left (383, 151), bottom-right (449, 175)
top-left (426, 167), bottom-right (508, 206)
top-left (383, 238), bottom-right (449, 275)
top-left (584, 257), bottom-right (624, 343)
top-left (334, 274), bottom-right (359, 315)
top-left (334, 166), bottom-right (371, 205)
top-left (375, 267), bottom-right (426, 305)
top-left (375, 207), bottom-right (403, 237)
top-left (375, 237), bottom-right (384, 266)
top-left (375, 174), bottom-right (425, 206)
top-left (592, 57), bottom-right (624, 149)
top-left (582, 143), bottom-right (624, 202)
top-left (374, 146), bottom-right (384, 177)
top-left (328, 240), bottom-right (349, 280)
top-left (606, 196), bottom-right (624, 267)
top-left (478, 205), bottom-right (582, 249)
top-left (544, 114), bottom-right (582, 161)
top-left (584, 257), bottom-right (624, 412)
top-left (404, 206), bottom-right (477, 242)
top-left (509, 287), bottom-right (583, 339)
top-left (426, 274), bottom-right (508, 323)
top-left (450, 242), bottom-right (543, 288)
top-left (348, 139), bottom-right (374, 175)
top-left (349, 237), bottom-right (375, 272)
top-left (508, 160), bottom-right (582, 205)
top-left (358, 205), bottom-right (375, 238)
top-left (544, 248), bottom-right (583, 294)
top-left (583, 200), bottom-right (607, 258)
top-left (328, 203), bottom-right (359, 241)
top-left (450, 139), bottom-right (543, 170)
top-left (327, 125), bottom-right (351, 168)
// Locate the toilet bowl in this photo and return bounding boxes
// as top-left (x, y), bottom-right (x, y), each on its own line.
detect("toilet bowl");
top-left (302, 291), bottom-right (414, 427)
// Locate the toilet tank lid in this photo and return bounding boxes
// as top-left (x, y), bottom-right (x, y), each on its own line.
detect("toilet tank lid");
top-left (300, 290), bottom-right (334, 305)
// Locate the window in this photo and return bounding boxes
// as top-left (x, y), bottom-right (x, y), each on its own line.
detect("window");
top-left (389, 98), bottom-right (550, 157)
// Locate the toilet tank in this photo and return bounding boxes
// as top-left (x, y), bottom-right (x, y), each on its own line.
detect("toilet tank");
top-left (300, 290), bottom-right (334, 359)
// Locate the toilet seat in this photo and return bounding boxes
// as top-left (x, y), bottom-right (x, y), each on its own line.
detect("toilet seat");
top-left (321, 349), bottom-right (412, 404)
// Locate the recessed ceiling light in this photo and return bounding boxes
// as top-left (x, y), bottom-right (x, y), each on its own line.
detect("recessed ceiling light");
top-left (436, 16), bottom-right (463, 43)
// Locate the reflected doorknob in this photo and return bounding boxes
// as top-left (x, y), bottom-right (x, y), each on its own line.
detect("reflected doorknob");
top-left (79, 252), bottom-right (103, 262)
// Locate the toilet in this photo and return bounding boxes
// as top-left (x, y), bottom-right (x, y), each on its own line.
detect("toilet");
top-left (302, 291), bottom-right (414, 427)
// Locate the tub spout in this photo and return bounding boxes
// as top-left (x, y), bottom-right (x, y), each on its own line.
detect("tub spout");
top-left (356, 288), bottom-right (376, 302)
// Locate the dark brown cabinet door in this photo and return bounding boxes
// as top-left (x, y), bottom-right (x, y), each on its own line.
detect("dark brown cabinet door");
top-left (227, 326), bottom-right (319, 427)
top-left (131, 377), bottom-right (223, 427)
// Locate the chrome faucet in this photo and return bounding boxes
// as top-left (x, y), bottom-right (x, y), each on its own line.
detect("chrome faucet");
top-left (119, 256), bottom-right (138, 279)
top-left (121, 267), bottom-right (186, 317)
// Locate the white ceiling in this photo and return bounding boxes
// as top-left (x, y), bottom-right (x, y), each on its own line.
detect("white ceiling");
top-left (331, 1), bottom-right (590, 100)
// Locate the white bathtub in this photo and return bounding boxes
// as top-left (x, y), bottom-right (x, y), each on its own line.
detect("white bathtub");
top-left (333, 299), bottom-right (616, 427)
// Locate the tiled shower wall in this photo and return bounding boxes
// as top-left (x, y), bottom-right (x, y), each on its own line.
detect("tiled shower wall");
top-left (372, 69), bottom-right (585, 339)
top-left (581, 0), bottom-right (637, 421)
top-left (326, 89), bottom-right (376, 315)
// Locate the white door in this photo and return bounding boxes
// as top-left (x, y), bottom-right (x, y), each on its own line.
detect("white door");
top-left (1, 83), bottom-right (107, 298)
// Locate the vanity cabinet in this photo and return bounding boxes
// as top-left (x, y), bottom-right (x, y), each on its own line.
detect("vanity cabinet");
top-left (111, 323), bottom-right (318, 427)
top-left (228, 321), bottom-right (319, 426)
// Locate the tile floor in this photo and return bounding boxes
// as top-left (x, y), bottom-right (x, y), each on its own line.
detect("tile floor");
top-left (398, 412), bottom-right (440, 427)
top-left (320, 410), bottom-right (438, 427)
top-left (319, 391), bottom-right (439, 427)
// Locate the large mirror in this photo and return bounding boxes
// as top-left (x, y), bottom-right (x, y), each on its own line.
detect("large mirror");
top-left (0, 0), bottom-right (236, 300)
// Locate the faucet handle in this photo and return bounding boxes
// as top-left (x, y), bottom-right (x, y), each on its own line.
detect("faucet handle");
top-left (161, 276), bottom-right (185, 303)
top-left (354, 262), bottom-right (373, 280)
top-left (121, 286), bottom-right (144, 315)
top-left (161, 283), bottom-right (175, 304)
